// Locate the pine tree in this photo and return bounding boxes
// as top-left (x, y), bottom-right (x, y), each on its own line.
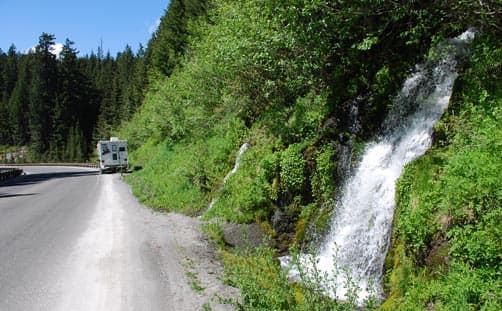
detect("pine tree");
top-left (93, 52), bottom-right (117, 141)
top-left (50, 39), bottom-right (81, 159)
top-left (29, 33), bottom-right (58, 159)
top-left (1, 45), bottom-right (18, 104)
top-left (0, 49), bottom-right (7, 144)
top-left (0, 49), bottom-right (5, 99)
top-left (115, 45), bottom-right (136, 121)
top-left (8, 56), bottom-right (31, 146)
top-left (0, 45), bottom-right (19, 145)
top-left (0, 49), bottom-right (6, 105)
top-left (76, 56), bottom-right (101, 156)
top-left (126, 44), bottom-right (148, 119)
top-left (64, 123), bottom-right (86, 162)
top-left (0, 98), bottom-right (9, 146)
top-left (148, 0), bottom-right (209, 76)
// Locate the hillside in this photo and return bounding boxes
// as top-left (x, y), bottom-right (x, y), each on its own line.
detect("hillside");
top-left (119, 0), bottom-right (501, 309)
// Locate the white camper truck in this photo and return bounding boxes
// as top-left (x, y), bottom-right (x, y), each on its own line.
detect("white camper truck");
top-left (97, 137), bottom-right (128, 173)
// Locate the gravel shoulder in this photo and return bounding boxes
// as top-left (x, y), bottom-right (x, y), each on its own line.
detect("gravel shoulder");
top-left (102, 174), bottom-right (239, 311)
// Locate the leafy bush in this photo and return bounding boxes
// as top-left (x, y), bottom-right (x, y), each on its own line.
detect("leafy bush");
top-left (280, 143), bottom-right (306, 195)
top-left (311, 144), bottom-right (337, 202)
top-left (221, 247), bottom-right (361, 311)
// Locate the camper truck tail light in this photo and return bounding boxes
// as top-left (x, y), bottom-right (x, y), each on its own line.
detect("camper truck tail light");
top-left (124, 158), bottom-right (128, 162)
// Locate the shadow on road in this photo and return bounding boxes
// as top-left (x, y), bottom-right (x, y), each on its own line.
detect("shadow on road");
top-left (0, 193), bottom-right (38, 199)
top-left (0, 170), bottom-right (100, 188)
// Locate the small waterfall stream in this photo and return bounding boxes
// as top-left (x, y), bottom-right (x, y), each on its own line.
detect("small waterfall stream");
top-left (207, 143), bottom-right (249, 210)
top-left (303, 30), bottom-right (474, 303)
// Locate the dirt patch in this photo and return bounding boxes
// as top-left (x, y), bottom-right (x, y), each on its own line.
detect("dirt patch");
top-left (160, 213), bottom-right (240, 310)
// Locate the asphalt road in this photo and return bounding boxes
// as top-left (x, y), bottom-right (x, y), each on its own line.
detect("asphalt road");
top-left (0, 166), bottom-right (236, 311)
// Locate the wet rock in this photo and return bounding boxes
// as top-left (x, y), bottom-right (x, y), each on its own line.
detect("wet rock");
top-left (271, 208), bottom-right (297, 234)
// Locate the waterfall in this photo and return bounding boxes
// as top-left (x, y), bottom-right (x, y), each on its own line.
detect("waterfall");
top-left (207, 143), bottom-right (249, 210)
top-left (307, 30), bottom-right (475, 303)
top-left (223, 143), bottom-right (250, 184)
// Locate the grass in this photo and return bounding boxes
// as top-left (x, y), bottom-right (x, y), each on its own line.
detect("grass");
top-left (182, 256), bottom-right (205, 293)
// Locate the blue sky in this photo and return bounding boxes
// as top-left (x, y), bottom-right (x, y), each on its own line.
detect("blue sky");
top-left (0, 1), bottom-right (169, 57)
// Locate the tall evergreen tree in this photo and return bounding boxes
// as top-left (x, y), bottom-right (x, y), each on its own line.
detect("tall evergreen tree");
top-left (0, 46), bottom-right (19, 145)
top-left (8, 56), bottom-right (31, 146)
top-left (115, 45), bottom-right (136, 121)
top-left (0, 49), bottom-right (7, 144)
top-left (0, 49), bottom-right (5, 100)
top-left (148, 0), bottom-right (209, 76)
top-left (64, 123), bottom-right (86, 161)
top-left (1, 45), bottom-right (18, 104)
top-left (94, 52), bottom-right (117, 141)
top-left (29, 33), bottom-right (58, 158)
top-left (51, 39), bottom-right (80, 159)
top-left (126, 44), bottom-right (148, 120)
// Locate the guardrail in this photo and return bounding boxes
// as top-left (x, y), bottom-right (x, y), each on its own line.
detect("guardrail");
top-left (0, 168), bottom-right (23, 182)
top-left (0, 162), bottom-right (99, 168)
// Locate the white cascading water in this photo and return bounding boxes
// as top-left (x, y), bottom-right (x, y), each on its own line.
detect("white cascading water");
top-left (310, 30), bottom-right (475, 303)
top-left (223, 143), bottom-right (250, 184)
top-left (207, 143), bottom-right (249, 210)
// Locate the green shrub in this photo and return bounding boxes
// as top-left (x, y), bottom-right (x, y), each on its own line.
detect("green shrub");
top-left (221, 247), bottom-right (359, 311)
top-left (280, 143), bottom-right (306, 194)
top-left (286, 93), bottom-right (330, 142)
top-left (311, 144), bottom-right (337, 202)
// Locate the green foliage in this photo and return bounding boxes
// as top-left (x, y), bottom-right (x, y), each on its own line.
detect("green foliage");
top-left (311, 145), bottom-right (337, 202)
top-left (222, 247), bottom-right (359, 311)
top-left (110, 0), bottom-right (501, 309)
top-left (64, 124), bottom-right (86, 162)
top-left (286, 93), bottom-right (330, 143)
top-left (28, 33), bottom-right (58, 158)
top-left (280, 144), bottom-right (306, 195)
top-left (386, 33), bottom-right (502, 309)
top-left (148, 0), bottom-right (209, 76)
top-left (202, 222), bottom-right (226, 248)
top-left (384, 262), bottom-right (501, 311)
top-left (205, 129), bottom-right (277, 223)
top-left (126, 141), bottom-right (207, 214)
top-left (222, 248), bottom-right (296, 310)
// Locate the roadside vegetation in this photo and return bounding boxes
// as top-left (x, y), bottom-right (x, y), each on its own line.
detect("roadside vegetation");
top-left (118, 0), bottom-right (500, 309)
top-left (2, 0), bottom-right (500, 309)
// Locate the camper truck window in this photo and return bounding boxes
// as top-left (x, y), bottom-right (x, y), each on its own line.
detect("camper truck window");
top-left (101, 143), bottom-right (110, 155)
top-left (112, 145), bottom-right (117, 152)
top-left (119, 147), bottom-right (126, 152)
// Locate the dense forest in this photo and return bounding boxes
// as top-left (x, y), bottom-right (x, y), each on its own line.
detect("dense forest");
top-left (0, 0), bottom-right (209, 162)
top-left (2, 0), bottom-right (501, 309)
top-left (0, 34), bottom-right (147, 161)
